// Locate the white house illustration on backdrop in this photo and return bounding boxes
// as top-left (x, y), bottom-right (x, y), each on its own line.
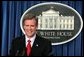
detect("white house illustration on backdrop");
top-left (37, 8), bottom-right (74, 30)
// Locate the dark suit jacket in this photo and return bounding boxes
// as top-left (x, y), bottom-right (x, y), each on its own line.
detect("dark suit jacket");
top-left (9, 35), bottom-right (52, 56)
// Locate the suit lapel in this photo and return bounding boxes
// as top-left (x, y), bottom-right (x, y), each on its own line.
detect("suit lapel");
top-left (18, 36), bottom-right (26, 56)
top-left (31, 35), bottom-right (41, 56)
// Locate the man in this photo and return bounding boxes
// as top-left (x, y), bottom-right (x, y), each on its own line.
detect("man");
top-left (10, 13), bottom-right (52, 56)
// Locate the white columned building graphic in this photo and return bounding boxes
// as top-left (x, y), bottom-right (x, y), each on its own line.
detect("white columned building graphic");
top-left (37, 8), bottom-right (74, 30)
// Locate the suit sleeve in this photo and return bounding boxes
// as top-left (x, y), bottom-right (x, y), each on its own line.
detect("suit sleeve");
top-left (43, 40), bottom-right (53, 56)
top-left (9, 39), bottom-right (19, 56)
top-left (9, 39), bottom-right (16, 56)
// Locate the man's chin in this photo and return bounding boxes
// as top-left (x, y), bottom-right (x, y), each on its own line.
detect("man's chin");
top-left (27, 34), bottom-right (34, 38)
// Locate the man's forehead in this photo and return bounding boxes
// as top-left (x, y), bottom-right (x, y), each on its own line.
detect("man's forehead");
top-left (24, 19), bottom-right (36, 22)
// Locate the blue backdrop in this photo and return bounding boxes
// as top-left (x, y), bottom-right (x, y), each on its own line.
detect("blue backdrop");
top-left (1, 1), bottom-right (83, 56)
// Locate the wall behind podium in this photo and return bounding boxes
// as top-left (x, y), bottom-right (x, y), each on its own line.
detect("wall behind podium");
top-left (1, 1), bottom-right (83, 56)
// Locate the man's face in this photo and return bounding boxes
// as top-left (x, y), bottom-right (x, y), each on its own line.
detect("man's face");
top-left (23, 19), bottom-right (37, 38)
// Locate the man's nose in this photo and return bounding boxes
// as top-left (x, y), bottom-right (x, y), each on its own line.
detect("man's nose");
top-left (28, 26), bottom-right (32, 30)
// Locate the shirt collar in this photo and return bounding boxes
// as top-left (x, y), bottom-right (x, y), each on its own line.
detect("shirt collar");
top-left (25, 34), bottom-right (36, 47)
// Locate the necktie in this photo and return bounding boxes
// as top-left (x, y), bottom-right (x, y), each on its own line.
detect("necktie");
top-left (27, 40), bottom-right (31, 56)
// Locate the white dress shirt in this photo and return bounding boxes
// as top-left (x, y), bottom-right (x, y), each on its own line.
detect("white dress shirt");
top-left (25, 34), bottom-right (36, 47)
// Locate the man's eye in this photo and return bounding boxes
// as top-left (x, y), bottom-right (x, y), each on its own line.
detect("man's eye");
top-left (25, 25), bottom-right (29, 26)
top-left (31, 25), bottom-right (34, 27)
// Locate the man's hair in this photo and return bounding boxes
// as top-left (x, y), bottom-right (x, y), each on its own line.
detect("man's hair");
top-left (22, 13), bottom-right (38, 26)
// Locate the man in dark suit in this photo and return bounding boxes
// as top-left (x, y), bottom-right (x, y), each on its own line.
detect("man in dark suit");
top-left (10, 13), bottom-right (52, 56)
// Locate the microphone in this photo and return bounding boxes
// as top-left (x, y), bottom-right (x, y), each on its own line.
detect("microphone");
top-left (15, 48), bottom-right (25, 56)
top-left (21, 48), bottom-right (25, 56)
top-left (15, 50), bottom-right (19, 56)
top-left (48, 51), bottom-right (53, 56)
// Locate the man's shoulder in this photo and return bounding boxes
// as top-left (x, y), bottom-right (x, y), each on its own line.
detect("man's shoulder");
top-left (12, 35), bottom-right (25, 42)
top-left (36, 35), bottom-right (51, 44)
